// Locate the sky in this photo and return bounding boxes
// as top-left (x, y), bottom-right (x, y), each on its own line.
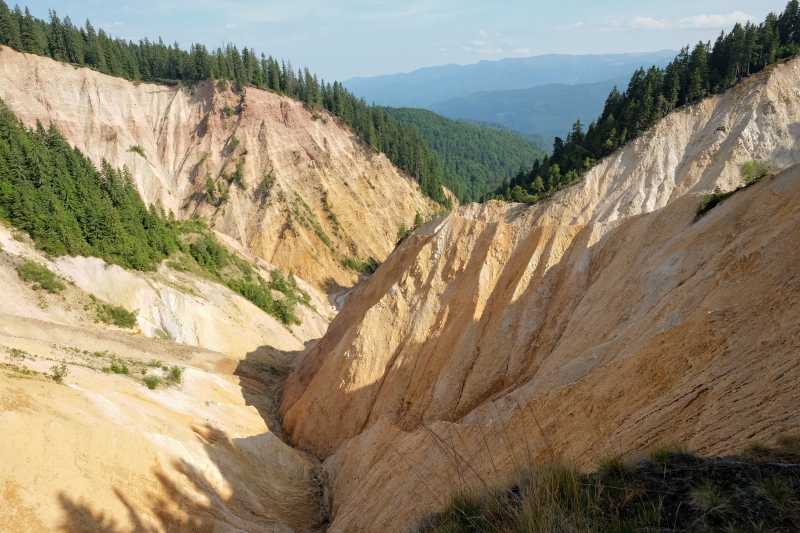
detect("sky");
top-left (17, 0), bottom-right (789, 80)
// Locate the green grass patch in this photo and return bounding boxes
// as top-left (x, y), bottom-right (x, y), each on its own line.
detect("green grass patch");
top-left (95, 303), bottom-right (138, 329)
top-left (741, 160), bottom-right (771, 184)
top-left (420, 443), bottom-right (800, 533)
top-left (143, 374), bottom-right (162, 390)
top-left (342, 256), bottom-right (380, 275)
top-left (182, 229), bottom-right (309, 325)
top-left (166, 366), bottom-right (183, 385)
top-left (697, 160), bottom-right (773, 219)
top-left (16, 260), bottom-right (66, 294)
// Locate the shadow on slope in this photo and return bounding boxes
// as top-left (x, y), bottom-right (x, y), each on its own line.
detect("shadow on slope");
top-left (278, 166), bottom-right (800, 530)
top-left (55, 341), bottom-right (324, 532)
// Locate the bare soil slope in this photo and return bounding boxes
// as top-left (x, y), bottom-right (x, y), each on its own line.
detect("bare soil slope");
top-left (0, 218), bottom-right (331, 532)
top-left (0, 46), bottom-right (436, 289)
top-left (280, 59), bottom-right (800, 531)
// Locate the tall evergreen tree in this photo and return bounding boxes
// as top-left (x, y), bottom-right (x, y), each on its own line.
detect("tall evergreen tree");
top-left (0, 0), bottom-right (21, 49)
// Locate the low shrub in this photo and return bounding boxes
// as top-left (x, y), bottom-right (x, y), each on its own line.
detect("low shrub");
top-left (166, 366), bottom-right (183, 385)
top-left (697, 161), bottom-right (772, 219)
top-left (143, 375), bottom-right (162, 390)
top-left (106, 358), bottom-right (129, 375)
top-left (49, 362), bottom-right (69, 383)
top-left (397, 223), bottom-right (412, 243)
top-left (128, 144), bottom-right (146, 158)
top-left (740, 160), bottom-right (771, 184)
top-left (342, 256), bottom-right (380, 275)
top-left (96, 303), bottom-right (138, 329)
top-left (16, 260), bottom-right (66, 293)
top-left (697, 189), bottom-right (736, 218)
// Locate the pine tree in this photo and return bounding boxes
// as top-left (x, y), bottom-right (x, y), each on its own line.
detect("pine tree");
top-left (18, 7), bottom-right (42, 53)
top-left (686, 42), bottom-right (710, 103)
top-left (0, 0), bottom-right (21, 48)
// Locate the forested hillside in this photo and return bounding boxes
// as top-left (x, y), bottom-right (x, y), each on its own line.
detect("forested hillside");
top-left (494, 1), bottom-right (798, 203)
top-left (430, 78), bottom-right (626, 144)
top-left (0, 1), bottom-right (450, 205)
top-left (386, 108), bottom-right (545, 202)
top-left (0, 102), bottom-right (178, 271)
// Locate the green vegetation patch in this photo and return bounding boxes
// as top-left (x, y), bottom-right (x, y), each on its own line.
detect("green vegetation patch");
top-left (49, 362), bottom-right (69, 383)
top-left (696, 160), bottom-right (773, 219)
top-left (181, 227), bottom-right (310, 325)
top-left (105, 357), bottom-right (130, 375)
top-left (290, 195), bottom-right (332, 249)
top-left (420, 442), bottom-right (800, 533)
top-left (95, 302), bottom-right (138, 329)
top-left (342, 256), bottom-right (379, 275)
top-left (741, 159), bottom-right (772, 185)
top-left (143, 375), bottom-right (162, 390)
top-left (16, 260), bottom-right (66, 293)
top-left (128, 144), bottom-right (146, 158)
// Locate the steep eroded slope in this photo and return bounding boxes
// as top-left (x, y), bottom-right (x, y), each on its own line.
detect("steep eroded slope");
top-left (0, 46), bottom-right (436, 289)
top-left (280, 58), bottom-right (800, 531)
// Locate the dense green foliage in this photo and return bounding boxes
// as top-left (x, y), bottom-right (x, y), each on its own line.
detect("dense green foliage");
top-left (0, 1), bottom-right (448, 205)
top-left (421, 441), bottom-right (800, 532)
top-left (16, 259), bottom-right (65, 293)
top-left (385, 108), bottom-right (545, 202)
top-left (494, 2), bottom-right (799, 203)
top-left (0, 101), bottom-right (179, 270)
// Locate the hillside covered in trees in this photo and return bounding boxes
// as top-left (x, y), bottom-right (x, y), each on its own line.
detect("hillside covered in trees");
top-left (386, 108), bottom-right (545, 202)
top-left (0, 1), bottom-right (449, 205)
top-left (493, 1), bottom-right (800, 204)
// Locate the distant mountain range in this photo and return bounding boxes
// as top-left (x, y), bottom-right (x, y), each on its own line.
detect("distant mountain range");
top-left (345, 51), bottom-right (676, 142)
top-left (430, 78), bottom-right (628, 142)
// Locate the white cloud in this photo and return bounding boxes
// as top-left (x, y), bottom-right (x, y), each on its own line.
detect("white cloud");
top-left (677, 11), bottom-right (754, 29)
top-left (595, 10), bottom-right (754, 32)
top-left (630, 16), bottom-right (670, 30)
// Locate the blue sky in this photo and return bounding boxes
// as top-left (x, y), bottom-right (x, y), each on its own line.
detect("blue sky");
top-left (17, 0), bottom-right (788, 80)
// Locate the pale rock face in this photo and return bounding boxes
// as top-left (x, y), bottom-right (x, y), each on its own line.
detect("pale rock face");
top-left (0, 46), bottom-right (436, 290)
top-left (280, 59), bottom-right (800, 531)
top-left (0, 222), bottom-right (330, 357)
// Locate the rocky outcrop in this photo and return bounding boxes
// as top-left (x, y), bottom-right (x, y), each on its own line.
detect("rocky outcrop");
top-left (0, 46), bottom-right (436, 290)
top-left (280, 59), bottom-right (800, 531)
